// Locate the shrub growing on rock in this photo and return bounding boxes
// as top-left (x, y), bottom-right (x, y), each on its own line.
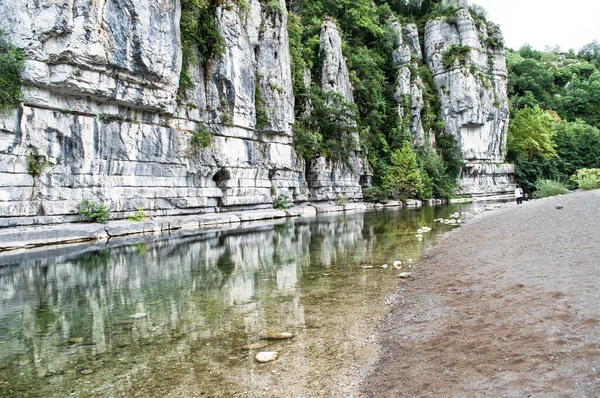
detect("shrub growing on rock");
top-left (77, 200), bottom-right (110, 224)
top-left (382, 141), bottom-right (426, 200)
top-left (273, 194), bottom-right (291, 210)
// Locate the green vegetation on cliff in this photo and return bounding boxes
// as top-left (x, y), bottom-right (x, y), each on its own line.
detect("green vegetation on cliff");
top-left (0, 31), bottom-right (25, 113)
top-left (288, 0), bottom-right (467, 200)
top-left (179, 0), bottom-right (225, 94)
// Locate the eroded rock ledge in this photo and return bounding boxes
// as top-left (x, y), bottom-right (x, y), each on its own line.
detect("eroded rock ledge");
top-left (0, 201), bottom-right (431, 253)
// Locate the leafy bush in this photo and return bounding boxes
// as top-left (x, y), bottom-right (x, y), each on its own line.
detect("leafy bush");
top-left (273, 194), bottom-right (291, 210)
top-left (512, 155), bottom-right (561, 194)
top-left (77, 200), bottom-right (110, 224)
top-left (418, 147), bottom-right (457, 199)
top-left (577, 174), bottom-right (600, 190)
top-left (335, 195), bottom-right (348, 206)
top-left (261, 0), bottom-right (282, 15)
top-left (442, 45), bottom-right (471, 70)
top-left (127, 207), bottom-right (146, 222)
top-left (27, 149), bottom-right (49, 176)
top-left (570, 168), bottom-right (600, 190)
top-left (191, 128), bottom-right (212, 150)
top-left (0, 31), bottom-right (25, 113)
top-left (534, 179), bottom-right (569, 198)
top-left (362, 186), bottom-right (388, 203)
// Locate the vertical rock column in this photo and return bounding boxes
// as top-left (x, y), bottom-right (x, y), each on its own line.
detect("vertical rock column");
top-left (305, 20), bottom-right (370, 202)
top-left (424, 4), bottom-right (515, 196)
top-left (391, 21), bottom-right (429, 147)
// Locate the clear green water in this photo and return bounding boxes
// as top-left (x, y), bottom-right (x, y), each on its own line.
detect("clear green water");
top-left (0, 204), bottom-right (484, 397)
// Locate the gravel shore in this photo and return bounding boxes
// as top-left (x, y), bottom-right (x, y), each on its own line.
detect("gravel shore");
top-left (361, 190), bottom-right (600, 397)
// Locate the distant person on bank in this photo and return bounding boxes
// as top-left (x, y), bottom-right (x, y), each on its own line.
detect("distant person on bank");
top-left (515, 185), bottom-right (524, 205)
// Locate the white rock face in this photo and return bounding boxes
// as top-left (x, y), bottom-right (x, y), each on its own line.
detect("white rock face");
top-left (424, 5), bottom-right (514, 196)
top-left (391, 21), bottom-right (422, 68)
top-left (0, 0), bottom-right (328, 226)
top-left (0, 0), bottom-right (181, 113)
top-left (0, 0), bottom-right (514, 225)
top-left (320, 20), bottom-right (354, 103)
top-left (391, 21), bottom-right (428, 147)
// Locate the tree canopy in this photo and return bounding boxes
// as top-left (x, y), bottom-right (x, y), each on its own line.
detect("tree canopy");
top-left (507, 43), bottom-right (600, 191)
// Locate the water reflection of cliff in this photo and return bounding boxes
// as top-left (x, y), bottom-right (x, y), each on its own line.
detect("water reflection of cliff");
top-left (0, 205), bottom-right (468, 395)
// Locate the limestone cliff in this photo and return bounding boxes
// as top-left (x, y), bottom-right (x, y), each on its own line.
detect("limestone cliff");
top-left (424, 2), bottom-right (514, 196)
top-left (0, 0), bottom-right (512, 227)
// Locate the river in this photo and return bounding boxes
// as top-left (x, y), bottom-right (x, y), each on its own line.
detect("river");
top-left (0, 203), bottom-right (488, 397)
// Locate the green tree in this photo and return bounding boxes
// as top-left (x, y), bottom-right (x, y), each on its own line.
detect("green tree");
top-left (555, 71), bottom-right (600, 128)
top-left (293, 88), bottom-right (358, 165)
top-left (578, 40), bottom-right (600, 68)
top-left (553, 121), bottom-right (600, 178)
top-left (507, 106), bottom-right (559, 160)
top-left (419, 147), bottom-right (457, 199)
top-left (382, 141), bottom-right (426, 199)
top-left (508, 58), bottom-right (555, 109)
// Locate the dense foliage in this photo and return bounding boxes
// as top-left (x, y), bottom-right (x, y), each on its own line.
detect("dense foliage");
top-left (0, 31), bottom-right (25, 113)
top-left (507, 45), bottom-right (600, 192)
top-left (382, 141), bottom-right (426, 200)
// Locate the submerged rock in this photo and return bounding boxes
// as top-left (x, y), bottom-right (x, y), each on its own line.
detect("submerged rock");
top-left (398, 272), bottom-right (413, 279)
top-left (255, 351), bottom-right (279, 363)
top-left (263, 332), bottom-right (294, 340)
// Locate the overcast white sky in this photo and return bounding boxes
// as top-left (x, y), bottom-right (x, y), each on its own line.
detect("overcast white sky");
top-left (471, 0), bottom-right (600, 52)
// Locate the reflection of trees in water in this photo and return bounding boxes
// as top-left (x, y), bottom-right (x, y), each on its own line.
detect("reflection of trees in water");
top-left (216, 248), bottom-right (236, 289)
top-left (79, 250), bottom-right (111, 269)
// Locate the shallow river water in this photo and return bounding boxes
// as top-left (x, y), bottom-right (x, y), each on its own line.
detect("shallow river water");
top-left (0, 203), bottom-right (488, 397)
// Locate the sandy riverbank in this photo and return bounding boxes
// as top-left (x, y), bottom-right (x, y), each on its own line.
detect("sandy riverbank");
top-left (360, 190), bottom-right (600, 397)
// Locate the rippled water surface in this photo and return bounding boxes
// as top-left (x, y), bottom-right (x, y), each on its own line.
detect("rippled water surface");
top-left (0, 204), bottom-right (487, 397)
